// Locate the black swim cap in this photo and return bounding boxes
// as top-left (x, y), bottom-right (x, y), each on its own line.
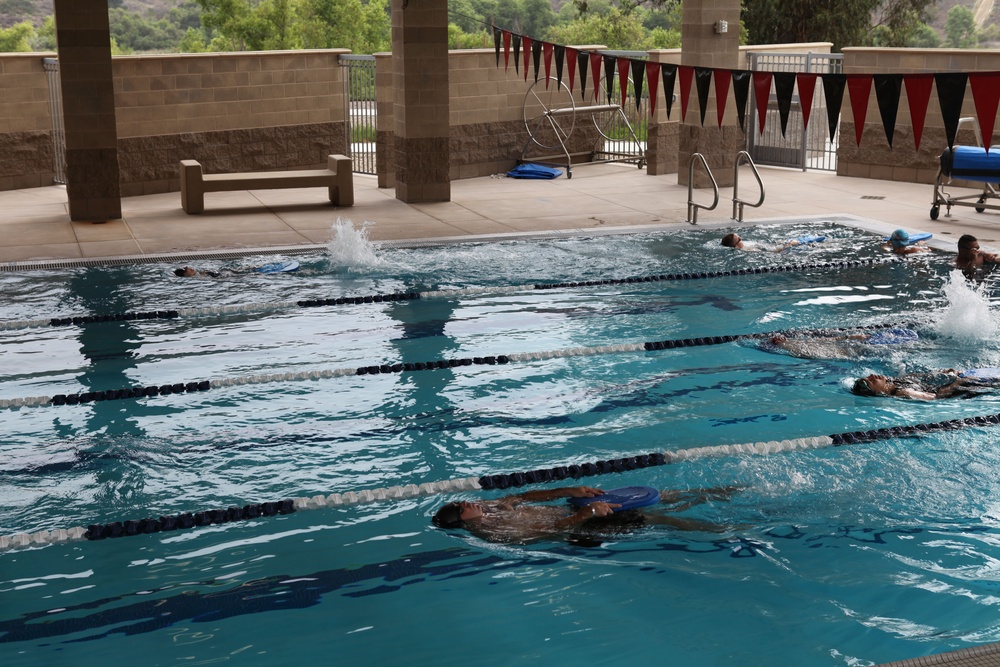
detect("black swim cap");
top-left (432, 502), bottom-right (465, 529)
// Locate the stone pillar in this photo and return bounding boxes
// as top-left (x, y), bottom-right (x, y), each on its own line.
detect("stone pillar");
top-left (53, 0), bottom-right (121, 221)
top-left (390, 0), bottom-right (450, 203)
top-left (679, 0), bottom-right (742, 188)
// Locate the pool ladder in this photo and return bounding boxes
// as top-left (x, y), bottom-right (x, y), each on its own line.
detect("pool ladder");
top-left (686, 151), bottom-right (766, 224)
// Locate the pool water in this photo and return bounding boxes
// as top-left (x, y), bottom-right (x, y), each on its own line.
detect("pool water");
top-left (3, 220), bottom-right (1000, 666)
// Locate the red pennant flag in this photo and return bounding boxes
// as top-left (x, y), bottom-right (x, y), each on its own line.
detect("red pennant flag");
top-left (970, 72), bottom-right (1000, 151)
top-left (847, 74), bottom-right (873, 147)
top-left (590, 51), bottom-right (602, 103)
top-left (678, 66), bottom-right (694, 122)
top-left (797, 73), bottom-right (817, 130)
top-left (713, 68), bottom-right (731, 128)
top-left (522, 36), bottom-right (532, 82)
top-left (752, 71), bottom-right (772, 134)
top-left (543, 42), bottom-right (553, 89)
top-left (646, 60), bottom-right (660, 116)
top-left (617, 57), bottom-right (630, 109)
top-left (502, 31), bottom-right (511, 72)
top-left (903, 74), bottom-right (933, 152)
top-left (566, 47), bottom-right (577, 94)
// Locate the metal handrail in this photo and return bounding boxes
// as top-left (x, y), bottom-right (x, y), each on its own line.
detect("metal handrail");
top-left (686, 153), bottom-right (719, 224)
top-left (732, 150), bottom-right (765, 222)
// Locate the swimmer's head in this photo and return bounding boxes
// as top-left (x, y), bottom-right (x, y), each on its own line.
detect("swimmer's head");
top-left (851, 374), bottom-right (891, 397)
top-left (432, 500), bottom-right (482, 529)
top-left (889, 229), bottom-right (909, 249)
top-left (769, 334), bottom-right (787, 345)
top-left (721, 233), bottom-right (740, 248)
top-left (174, 266), bottom-right (196, 277)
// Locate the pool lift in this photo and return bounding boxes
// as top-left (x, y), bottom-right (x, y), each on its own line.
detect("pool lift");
top-left (687, 151), bottom-right (766, 224)
top-left (931, 116), bottom-right (1000, 220)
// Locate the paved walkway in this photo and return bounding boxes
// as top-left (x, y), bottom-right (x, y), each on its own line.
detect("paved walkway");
top-left (4, 164), bottom-right (1000, 667)
top-left (4, 163), bottom-right (1000, 266)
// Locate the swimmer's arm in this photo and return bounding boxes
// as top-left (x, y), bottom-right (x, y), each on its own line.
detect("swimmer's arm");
top-left (895, 387), bottom-right (936, 400)
top-left (933, 379), bottom-right (968, 399)
top-left (554, 501), bottom-right (620, 529)
top-left (503, 486), bottom-right (605, 506)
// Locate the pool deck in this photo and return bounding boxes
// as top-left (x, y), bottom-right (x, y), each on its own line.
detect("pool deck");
top-left (4, 163), bottom-right (1000, 266)
top-left (4, 165), bottom-right (1000, 667)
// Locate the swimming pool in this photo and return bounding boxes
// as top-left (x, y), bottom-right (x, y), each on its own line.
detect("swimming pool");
top-left (3, 218), bottom-right (1000, 666)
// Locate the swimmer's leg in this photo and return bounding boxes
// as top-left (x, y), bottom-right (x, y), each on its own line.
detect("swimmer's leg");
top-left (643, 514), bottom-right (733, 533)
top-left (659, 486), bottom-right (742, 511)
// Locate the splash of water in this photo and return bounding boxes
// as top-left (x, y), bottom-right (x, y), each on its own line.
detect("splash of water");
top-left (326, 217), bottom-right (387, 270)
top-left (933, 269), bottom-right (997, 341)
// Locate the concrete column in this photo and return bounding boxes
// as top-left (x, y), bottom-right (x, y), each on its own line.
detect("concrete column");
top-left (53, 0), bottom-right (121, 221)
top-left (390, 0), bottom-right (450, 203)
top-left (679, 0), bottom-right (742, 188)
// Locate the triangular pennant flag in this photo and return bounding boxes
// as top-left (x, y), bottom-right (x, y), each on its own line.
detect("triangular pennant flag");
top-left (493, 26), bottom-right (501, 68)
top-left (678, 65), bottom-right (694, 122)
top-left (531, 39), bottom-right (542, 83)
top-left (578, 50), bottom-right (589, 100)
top-left (970, 72), bottom-right (1000, 151)
top-left (873, 73), bottom-right (902, 147)
top-left (713, 68), bottom-right (731, 128)
top-left (590, 51), bottom-right (602, 102)
top-left (752, 71), bottom-right (772, 134)
top-left (731, 70), bottom-right (751, 132)
top-left (522, 36), bottom-right (531, 81)
top-left (617, 57), bottom-right (631, 109)
top-left (511, 33), bottom-right (521, 74)
top-left (773, 72), bottom-right (796, 137)
top-left (554, 45), bottom-right (565, 90)
top-left (646, 60), bottom-right (660, 116)
top-left (796, 73), bottom-right (817, 131)
top-left (694, 67), bottom-right (712, 126)
top-left (603, 54), bottom-right (616, 104)
top-left (847, 74), bottom-right (873, 147)
top-left (543, 42), bottom-right (553, 88)
top-left (936, 72), bottom-right (968, 149)
top-left (566, 47), bottom-right (577, 94)
top-left (503, 30), bottom-right (511, 72)
top-left (903, 74), bottom-right (933, 151)
top-left (631, 59), bottom-right (645, 112)
top-left (821, 73), bottom-right (846, 142)
top-left (662, 63), bottom-right (677, 119)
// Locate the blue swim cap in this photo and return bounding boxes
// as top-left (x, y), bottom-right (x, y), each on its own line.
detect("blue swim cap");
top-left (890, 229), bottom-right (909, 248)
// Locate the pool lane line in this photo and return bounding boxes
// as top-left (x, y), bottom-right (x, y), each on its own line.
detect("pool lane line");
top-left (1, 411), bottom-right (994, 553)
top-left (0, 257), bottom-right (897, 332)
top-left (0, 323), bottom-right (911, 410)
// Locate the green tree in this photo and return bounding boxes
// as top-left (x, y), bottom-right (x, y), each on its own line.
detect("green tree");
top-left (359, 0), bottom-right (391, 53)
top-left (907, 22), bottom-right (940, 47)
top-left (0, 20), bottom-right (33, 52)
top-left (449, 0), bottom-right (482, 33)
top-left (298, 0), bottom-right (365, 50)
top-left (30, 14), bottom-right (55, 51)
top-left (742, 0), bottom-right (933, 51)
top-left (546, 7), bottom-right (647, 50)
top-left (521, 0), bottom-right (555, 37)
top-left (944, 5), bottom-right (977, 48)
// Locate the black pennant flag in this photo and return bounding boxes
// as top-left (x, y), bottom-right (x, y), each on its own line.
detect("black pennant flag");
top-left (554, 45), bottom-right (565, 89)
top-left (731, 70), bottom-right (751, 133)
top-left (873, 74), bottom-right (903, 147)
top-left (531, 39), bottom-right (542, 83)
top-left (821, 73), bottom-right (846, 142)
top-left (493, 26), bottom-right (501, 67)
top-left (631, 59), bottom-right (645, 111)
top-left (511, 33), bottom-right (521, 75)
top-left (603, 55), bottom-right (616, 104)
top-left (661, 63), bottom-right (677, 119)
top-left (773, 72), bottom-right (796, 137)
top-left (936, 72), bottom-right (968, 149)
top-left (694, 66), bottom-right (712, 126)
top-left (578, 50), bottom-right (589, 100)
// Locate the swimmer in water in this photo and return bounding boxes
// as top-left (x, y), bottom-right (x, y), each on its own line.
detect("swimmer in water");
top-left (721, 233), bottom-right (800, 253)
top-left (882, 229), bottom-right (930, 255)
top-left (432, 485), bottom-right (740, 544)
top-left (761, 328), bottom-right (918, 360)
top-left (850, 370), bottom-right (991, 400)
top-left (955, 234), bottom-right (1000, 282)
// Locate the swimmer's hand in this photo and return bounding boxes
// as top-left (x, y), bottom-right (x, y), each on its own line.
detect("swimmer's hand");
top-left (565, 486), bottom-right (604, 499)
top-left (557, 501), bottom-right (621, 528)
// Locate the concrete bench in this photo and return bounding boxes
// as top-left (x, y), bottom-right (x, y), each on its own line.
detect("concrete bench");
top-left (180, 154), bottom-right (354, 214)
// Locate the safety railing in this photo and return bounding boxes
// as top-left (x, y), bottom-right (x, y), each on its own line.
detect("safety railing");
top-left (732, 150), bottom-right (765, 222)
top-left (686, 152), bottom-right (719, 224)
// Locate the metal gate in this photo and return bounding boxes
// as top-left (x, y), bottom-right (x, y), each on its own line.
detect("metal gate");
top-left (340, 54), bottom-right (377, 175)
top-left (42, 57), bottom-right (67, 184)
top-left (747, 52), bottom-right (842, 171)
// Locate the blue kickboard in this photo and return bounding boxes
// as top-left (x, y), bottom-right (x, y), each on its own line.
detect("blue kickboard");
top-left (866, 327), bottom-right (919, 345)
top-left (507, 164), bottom-right (563, 179)
top-left (794, 235), bottom-right (826, 245)
top-left (569, 486), bottom-right (660, 512)
top-left (959, 367), bottom-right (1000, 381)
top-left (257, 260), bottom-right (300, 274)
top-left (883, 232), bottom-right (932, 245)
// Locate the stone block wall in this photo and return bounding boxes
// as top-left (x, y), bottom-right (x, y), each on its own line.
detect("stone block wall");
top-left (839, 48), bottom-right (1000, 184)
top-left (0, 53), bottom-right (56, 190)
